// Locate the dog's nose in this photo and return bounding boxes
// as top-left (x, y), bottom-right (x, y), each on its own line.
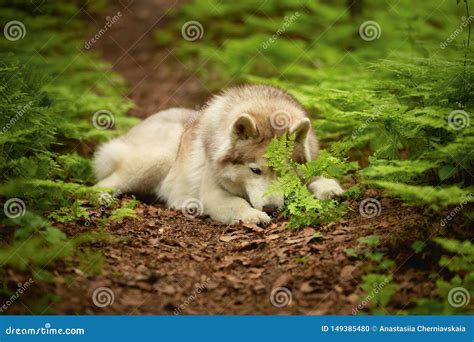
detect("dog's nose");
top-left (262, 205), bottom-right (279, 218)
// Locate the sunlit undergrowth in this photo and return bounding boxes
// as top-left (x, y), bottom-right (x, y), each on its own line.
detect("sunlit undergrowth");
top-left (0, 0), bottom-right (138, 282)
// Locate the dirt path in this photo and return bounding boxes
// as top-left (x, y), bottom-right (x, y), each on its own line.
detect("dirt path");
top-left (87, 0), bottom-right (212, 118)
top-left (13, 0), bottom-right (438, 315)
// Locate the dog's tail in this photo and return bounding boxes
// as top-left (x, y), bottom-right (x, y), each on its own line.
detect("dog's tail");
top-left (93, 139), bottom-right (129, 181)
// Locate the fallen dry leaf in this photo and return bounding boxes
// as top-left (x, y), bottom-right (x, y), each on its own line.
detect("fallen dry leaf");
top-left (219, 235), bottom-right (240, 242)
top-left (300, 281), bottom-right (316, 293)
top-left (266, 234), bottom-right (280, 240)
top-left (340, 265), bottom-right (356, 280)
top-left (272, 274), bottom-right (290, 289)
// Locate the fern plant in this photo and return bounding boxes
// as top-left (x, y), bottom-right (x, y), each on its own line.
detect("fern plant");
top-left (265, 134), bottom-right (355, 227)
top-left (0, 0), bottom-right (138, 279)
top-left (409, 238), bottom-right (473, 314)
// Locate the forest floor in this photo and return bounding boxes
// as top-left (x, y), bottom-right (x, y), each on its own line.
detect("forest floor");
top-left (7, 0), bottom-right (441, 315)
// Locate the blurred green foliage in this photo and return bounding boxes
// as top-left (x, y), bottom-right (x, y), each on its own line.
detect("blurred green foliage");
top-left (0, 0), bottom-right (138, 282)
top-left (408, 238), bottom-right (474, 314)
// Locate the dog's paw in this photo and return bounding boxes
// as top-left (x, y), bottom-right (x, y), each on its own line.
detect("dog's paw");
top-left (309, 178), bottom-right (344, 200)
top-left (234, 208), bottom-right (271, 226)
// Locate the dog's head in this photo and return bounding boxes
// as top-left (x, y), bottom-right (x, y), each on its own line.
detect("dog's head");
top-left (216, 110), bottom-right (317, 217)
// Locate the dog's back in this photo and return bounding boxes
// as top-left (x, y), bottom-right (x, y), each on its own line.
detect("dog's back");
top-left (93, 108), bottom-right (196, 193)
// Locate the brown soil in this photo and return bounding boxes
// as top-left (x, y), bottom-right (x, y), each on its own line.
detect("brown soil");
top-left (1, 0), bottom-right (452, 315)
top-left (49, 195), bottom-right (439, 315)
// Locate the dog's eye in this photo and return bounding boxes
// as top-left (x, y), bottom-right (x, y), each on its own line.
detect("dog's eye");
top-left (250, 167), bottom-right (262, 175)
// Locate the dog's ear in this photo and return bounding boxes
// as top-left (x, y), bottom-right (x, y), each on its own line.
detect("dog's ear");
top-left (290, 118), bottom-right (312, 163)
top-left (232, 114), bottom-right (258, 140)
top-left (289, 118), bottom-right (311, 142)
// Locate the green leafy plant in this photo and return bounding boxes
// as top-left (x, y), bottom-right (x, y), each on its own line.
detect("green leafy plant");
top-left (412, 240), bottom-right (427, 253)
top-left (0, 0), bottom-right (139, 280)
top-left (359, 273), bottom-right (399, 314)
top-left (352, 235), bottom-right (398, 314)
top-left (265, 134), bottom-right (351, 227)
top-left (410, 238), bottom-right (473, 314)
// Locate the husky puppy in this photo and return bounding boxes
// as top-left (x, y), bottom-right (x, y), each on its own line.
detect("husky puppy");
top-left (93, 85), bottom-right (343, 224)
